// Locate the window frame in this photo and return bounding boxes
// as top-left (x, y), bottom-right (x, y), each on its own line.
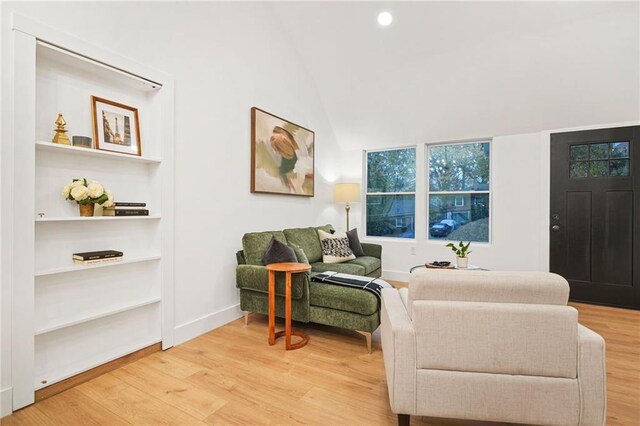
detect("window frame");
top-left (364, 145), bottom-right (417, 240)
top-left (426, 139), bottom-right (492, 244)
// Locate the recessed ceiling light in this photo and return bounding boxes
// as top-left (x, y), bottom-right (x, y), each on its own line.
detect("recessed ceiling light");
top-left (377, 11), bottom-right (393, 27)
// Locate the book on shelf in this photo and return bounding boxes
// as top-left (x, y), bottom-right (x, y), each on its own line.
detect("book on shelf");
top-left (73, 257), bottom-right (123, 265)
top-left (102, 208), bottom-right (149, 216)
top-left (114, 202), bottom-right (146, 207)
top-left (72, 250), bottom-right (123, 261)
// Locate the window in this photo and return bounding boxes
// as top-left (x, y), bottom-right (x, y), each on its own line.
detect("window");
top-left (570, 141), bottom-right (630, 178)
top-left (428, 141), bottom-right (490, 242)
top-left (365, 147), bottom-right (416, 238)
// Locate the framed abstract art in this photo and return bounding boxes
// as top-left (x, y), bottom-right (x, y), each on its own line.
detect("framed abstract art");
top-left (251, 107), bottom-right (314, 197)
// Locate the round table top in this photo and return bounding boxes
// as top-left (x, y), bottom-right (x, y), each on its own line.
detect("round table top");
top-left (265, 262), bottom-right (312, 273)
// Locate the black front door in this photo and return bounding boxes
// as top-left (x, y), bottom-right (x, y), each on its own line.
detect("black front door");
top-left (550, 126), bottom-right (639, 309)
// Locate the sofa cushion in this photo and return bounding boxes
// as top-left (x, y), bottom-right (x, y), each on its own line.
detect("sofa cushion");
top-left (289, 243), bottom-right (309, 264)
top-left (283, 227), bottom-right (324, 263)
top-left (263, 237), bottom-right (297, 264)
top-left (318, 229), bottom-right (356, 263)
top-left (345, 256), bottom-right (381, 276)
top-left (242, 231), bottom-right (287, 266)
top-left (236, 264), bottom-right (305, 299)
top-left (310, 281), bottom-right (379, 316)
top-left (346, 228), bottom-right (366, 257)
top-left (311, 261), bottom-right (365, 276)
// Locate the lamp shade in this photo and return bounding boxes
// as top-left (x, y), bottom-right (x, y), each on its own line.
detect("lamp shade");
top-left (334, 183), bottom-right (361, 203)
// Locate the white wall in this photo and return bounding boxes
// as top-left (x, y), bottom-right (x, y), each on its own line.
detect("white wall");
top-left (1, 1), bottom-right (344, 411)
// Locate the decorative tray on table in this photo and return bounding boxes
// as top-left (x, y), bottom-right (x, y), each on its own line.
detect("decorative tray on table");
top-left (425, 261), bottom-right (455, 269)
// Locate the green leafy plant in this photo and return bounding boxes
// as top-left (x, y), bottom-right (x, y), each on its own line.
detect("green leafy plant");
top-left (446, 241), bottom-right (471, 258)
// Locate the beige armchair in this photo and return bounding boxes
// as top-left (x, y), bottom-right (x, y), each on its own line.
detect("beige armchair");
top-left (381, 269), bottom-right (606, 426)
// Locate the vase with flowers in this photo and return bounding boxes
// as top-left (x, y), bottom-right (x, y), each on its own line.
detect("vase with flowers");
top-left (62, 178), bottom-right (114, 216)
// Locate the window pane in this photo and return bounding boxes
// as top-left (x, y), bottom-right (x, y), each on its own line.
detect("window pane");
top-left (589, 160), bottom-right (608, 177)
top-left (366, 195), bottom-right (415, 238)
top-left (609, 159), bottom-right (630, 177)
top-left (611, 142), bottom-right (629, 159)
top-left (570, 145), bottom-right (588, 161)
top-left (589, 143), bottom-right (609, 160)
top-left (570, 161), bottom-right (588, 178)
top-left (428, 194), bottom-right (489, 242)
top-left (367, 148), bottom-right (416, 193)
top-left (429, 143), bottom-right (490, 191)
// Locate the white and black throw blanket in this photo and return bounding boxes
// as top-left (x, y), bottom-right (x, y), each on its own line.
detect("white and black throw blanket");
top-left (311, 271), bottom-right (394, 304)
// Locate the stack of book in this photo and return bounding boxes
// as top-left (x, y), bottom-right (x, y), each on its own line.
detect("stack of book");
top-left (102, 202), bottom-right (149, 216)
top-left (72, 250), bottom-right (123, 265)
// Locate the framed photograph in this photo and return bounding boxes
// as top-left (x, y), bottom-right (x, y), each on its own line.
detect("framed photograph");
top-left (251, 107), bottom-right (315, 197)
top-left (91, 96), bottom-right (141, 156)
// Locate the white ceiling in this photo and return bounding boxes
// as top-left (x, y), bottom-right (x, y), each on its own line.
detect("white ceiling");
top-left (272, 1), bottom-right (640, 150)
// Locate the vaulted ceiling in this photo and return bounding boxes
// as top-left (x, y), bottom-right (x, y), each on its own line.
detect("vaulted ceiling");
top-left (272, 1), bottom-right (639, 150)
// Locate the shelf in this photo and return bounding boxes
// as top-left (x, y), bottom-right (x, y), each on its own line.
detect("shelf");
top-left (35, 255), bottom-right (161, 277)
top-left (34, 338), bottom-right (161, 390)
top-left (36, 40), bottom-right (162, 92)
top-left (36, 141), bottom-right (162, 164)
top-left (36, 215), bottom-right (161, 222)
top-left (34, 297), bottom-right (161, 336)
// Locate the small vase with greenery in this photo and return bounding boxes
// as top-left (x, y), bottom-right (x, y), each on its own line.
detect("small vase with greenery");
top-left (446, 241), bottom-right (472, 268)
top-left (62, 178), bottom-right (114, 216)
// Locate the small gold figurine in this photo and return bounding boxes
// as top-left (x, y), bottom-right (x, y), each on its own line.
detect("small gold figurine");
top-left (52, 113), bottom-right (71, 145)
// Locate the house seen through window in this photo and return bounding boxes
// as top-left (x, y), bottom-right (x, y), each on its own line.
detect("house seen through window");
top-left (365, 147), bottom-right (416, 238)
top-left (428, 141), bottom-right (491, 242)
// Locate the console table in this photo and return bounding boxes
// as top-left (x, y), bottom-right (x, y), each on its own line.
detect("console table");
top-left (266, 262), bottom-right (312, 350)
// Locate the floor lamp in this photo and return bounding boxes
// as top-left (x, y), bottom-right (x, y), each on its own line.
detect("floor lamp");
top-left (334, 183), bottom-right (360, 231)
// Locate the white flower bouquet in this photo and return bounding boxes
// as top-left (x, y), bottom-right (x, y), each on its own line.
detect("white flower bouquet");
top-left (62, 178), bottom-right (114, 207)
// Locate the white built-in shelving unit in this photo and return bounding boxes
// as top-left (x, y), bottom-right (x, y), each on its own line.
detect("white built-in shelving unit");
top-left (5, 14), bottom-right (175, 410)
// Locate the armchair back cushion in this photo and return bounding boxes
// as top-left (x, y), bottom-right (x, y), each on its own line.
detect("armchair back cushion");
top-left (242, 231), bottom-right (287, 265)
top-left (412, 301), bottom-right (578, 378)
top-left (408, 269), bottom-right (569, 317)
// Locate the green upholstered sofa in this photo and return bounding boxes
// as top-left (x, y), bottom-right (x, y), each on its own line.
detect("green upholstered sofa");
top-left (236, 225), bottom-right (383, 352)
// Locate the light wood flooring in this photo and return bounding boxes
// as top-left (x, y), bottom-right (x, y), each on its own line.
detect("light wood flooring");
top-left (2, 301), bottom-right (638, 425)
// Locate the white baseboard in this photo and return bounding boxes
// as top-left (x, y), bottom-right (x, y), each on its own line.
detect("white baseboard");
top-left (1, 387), bottom-right (12, 418)
top-left (382, 269), bottom-right (410, 283)
top-left (173, 304), bottom-right (243, 346)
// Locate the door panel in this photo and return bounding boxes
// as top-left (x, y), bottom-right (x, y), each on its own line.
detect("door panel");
top-left (600, 191), bottom-right (632, 286)
top-left (550, 126), bottom-right (639, 309)
top-left (565, 191), bottom-right (591, 282)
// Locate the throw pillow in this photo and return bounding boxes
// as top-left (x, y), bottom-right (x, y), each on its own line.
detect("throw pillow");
top-left (317, 229), bottom-right (356, 264)
top-left (289, 243), bottom-right (309, 264)
top-left (346, 228), bottom-right (366, 257)
top-left (263, 236), bottom-right (297, 264)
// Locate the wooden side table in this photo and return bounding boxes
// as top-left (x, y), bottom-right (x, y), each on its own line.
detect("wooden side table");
top-left (266, 262), bottom-right (312, 350)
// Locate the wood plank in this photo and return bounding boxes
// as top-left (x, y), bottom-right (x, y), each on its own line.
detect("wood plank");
top-left (33, 387), bottom-right (131, 425)
top-left (34, 342), bottom-right (161, 402)
top-left (0, 405), bottom-right (56, 425)
top-left (110, 359), bottom-right (227, 420)
top-left (77, 373), bottom-right (206, 425)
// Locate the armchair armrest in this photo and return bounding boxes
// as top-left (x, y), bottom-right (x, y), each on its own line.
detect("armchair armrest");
top-left (381, 288), bottom-right (416, 415)
top-left (361, 242), bottom-right (382, 259)
top-left (236, 264), bottom-right (308, 299)
top-left (577, 324), bottom-right (606, 426)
